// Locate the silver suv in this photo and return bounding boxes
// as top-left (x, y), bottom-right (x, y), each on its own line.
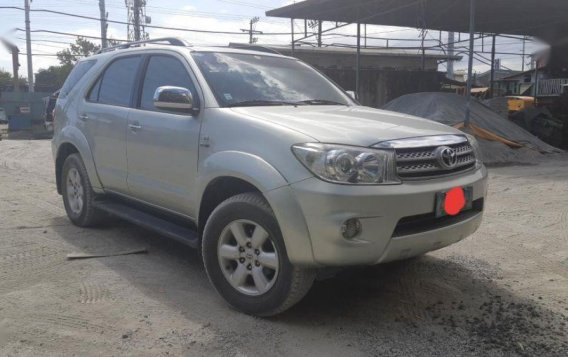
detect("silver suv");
top-left (52, 38), bottom-right (488, 316)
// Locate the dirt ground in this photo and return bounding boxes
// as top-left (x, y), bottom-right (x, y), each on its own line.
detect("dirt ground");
top-left (0, 139), bottom-right (567, 357)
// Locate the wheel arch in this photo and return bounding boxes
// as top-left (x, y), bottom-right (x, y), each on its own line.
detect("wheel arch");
top-left (54, 126), bottom-right (103, 194)
top-left (196, 151), bottom-right (316, 265)
top-left (198, 176), bottom-right (262, 237)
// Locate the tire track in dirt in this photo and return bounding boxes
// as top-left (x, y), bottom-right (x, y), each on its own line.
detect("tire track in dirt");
top-left (79, 283), bottom-right (112, 304)
top-left (12, 313), bottom-right (116, 334)
top-left (0, 246), bottom-right (70, 292)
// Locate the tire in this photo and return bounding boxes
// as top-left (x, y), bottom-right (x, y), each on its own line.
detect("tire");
top-left (202, 192), bottom-right (315, 316)
top-left (61, 153), bottom-right (106, 227)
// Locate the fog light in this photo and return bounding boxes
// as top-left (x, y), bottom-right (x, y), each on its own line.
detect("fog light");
top-left (341, 218), bottom-right (362, 239)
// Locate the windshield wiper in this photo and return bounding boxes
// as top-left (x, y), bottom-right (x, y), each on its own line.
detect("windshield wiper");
top-left (227, 100), bottom-right (301, 108)
top-left (294, 99), bottom-right (347, 106)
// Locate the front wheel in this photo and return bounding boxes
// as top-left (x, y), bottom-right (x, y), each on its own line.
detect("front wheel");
top-left (202, 193), bottom-right (315, 316)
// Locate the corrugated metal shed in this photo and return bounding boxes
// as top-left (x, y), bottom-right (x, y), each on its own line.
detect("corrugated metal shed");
top-left (266, 0), bottom-right (568, 45)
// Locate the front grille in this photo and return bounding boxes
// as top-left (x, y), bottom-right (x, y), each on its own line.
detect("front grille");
top-left (395, 142), bottom-right (476, 179)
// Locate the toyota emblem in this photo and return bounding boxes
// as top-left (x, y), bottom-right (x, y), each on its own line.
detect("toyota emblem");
top-left (435, 146), bottom-right (458, 169)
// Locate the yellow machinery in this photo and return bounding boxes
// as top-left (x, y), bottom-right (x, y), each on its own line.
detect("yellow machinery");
top-left (507, 96), bottom-right (535, 113)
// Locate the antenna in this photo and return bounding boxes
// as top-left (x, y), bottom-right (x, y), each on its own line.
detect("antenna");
top-left (125, 0), bottom-right (149, 41)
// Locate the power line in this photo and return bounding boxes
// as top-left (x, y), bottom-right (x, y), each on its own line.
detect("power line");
top-left (15, 28), bottom-right (128, 43)
top-left (0, 6), bottom-right (293, 36)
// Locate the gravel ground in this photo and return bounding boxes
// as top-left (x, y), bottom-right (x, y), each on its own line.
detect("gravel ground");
top-left (0, 139), bottom-right (567, 357)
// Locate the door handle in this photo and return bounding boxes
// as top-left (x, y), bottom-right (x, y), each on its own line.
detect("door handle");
top-left (128, 123), bottom-right (142, 131)
top-left (79, 114), bottom-right (89, 121)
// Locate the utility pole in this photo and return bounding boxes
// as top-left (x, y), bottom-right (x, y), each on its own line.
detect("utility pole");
top-left (420, 29), bottom-right (427, 71)
top-left (317, 20), bottom-right (322, 47)
top-left (447, 32), bottom-right (455, 79)
top-left (307, 20), bottom-right (322, 47)
top-left (24, 0), bottom-right (34, 92)
top-left (99, 0), bottom-right (108, 48)
top-left (291, 18), bottom-right (295, 56)
top-left (356, 23), bottom-right (361, 97)
top-left (521, 36), bottom-right (526, 72)
top-left (133, 0), bottom-right (141, 41)
top-left (464, 0), bottom-right (476, 127)
top-left (241, 17), bottom-right (260, 44)
top-left (490, 34), bottom-right (496, 98)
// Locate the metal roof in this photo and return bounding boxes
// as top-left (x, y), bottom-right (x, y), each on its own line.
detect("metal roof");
top-left (266, 0), bottom-right (568, 45)
top-left (237, 44), bottom-right (462, 60)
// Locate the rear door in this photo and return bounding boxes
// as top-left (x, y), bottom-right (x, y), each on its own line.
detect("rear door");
top-left (126, 53), bottom-right (202, 217)
top-left (82, 55), bottom-right (142, 193)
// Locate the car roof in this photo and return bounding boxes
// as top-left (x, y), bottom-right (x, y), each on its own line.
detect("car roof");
top-left (81, 42), bottom-right (295, 64)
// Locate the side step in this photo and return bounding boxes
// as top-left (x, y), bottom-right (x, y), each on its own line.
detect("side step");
top-left (94, 201), bottom-right (199, 248)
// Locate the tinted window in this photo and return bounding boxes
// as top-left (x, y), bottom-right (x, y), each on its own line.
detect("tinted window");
top-left (192, 52), bottom-right (349, 107)
top-left (140, 56), bottom-right (196, 110)
top-left (87, 77), bottom-right (102, 102)
top-left (60, 60), bottom-right (96, 98)
top-left (98, 56), bottom-right (141, 107)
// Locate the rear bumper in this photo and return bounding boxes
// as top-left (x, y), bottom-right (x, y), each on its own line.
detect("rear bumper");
top-left (281, 165), bottom-right (488, 266)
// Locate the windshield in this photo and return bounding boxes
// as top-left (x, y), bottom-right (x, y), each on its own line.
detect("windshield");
top-left (192, 51), bottom-right (351, 107)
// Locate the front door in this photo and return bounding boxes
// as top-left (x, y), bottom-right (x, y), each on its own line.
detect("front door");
top-left (126, 54), bottom-right (202, 217)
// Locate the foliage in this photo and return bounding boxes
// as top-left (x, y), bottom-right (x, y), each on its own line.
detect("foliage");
top-left (56, 37), bottom-right (101, 66)
top-left (0, 69), bottom-right (27, 91)
top-left (35, 65), bottom-right (73, 93)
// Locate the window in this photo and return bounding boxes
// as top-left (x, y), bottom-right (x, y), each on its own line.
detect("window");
top-left (97, 56), bottom-right (142, 107)
top-left (87, 77), bottom-right (102, 102)
top-left (192, 52), bottom-right (350, 108)
top-left (140, 55), bottom-right (197, 110)
top-left (60, 60), bottom-right (96, 98)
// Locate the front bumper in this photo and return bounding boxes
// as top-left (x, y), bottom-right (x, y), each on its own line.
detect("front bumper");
top-left (281, 166), bottom-right (488, 266)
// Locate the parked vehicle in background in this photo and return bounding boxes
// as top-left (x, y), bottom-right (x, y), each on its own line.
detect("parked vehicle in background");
top-left (0, 107), bottom-right (8, 139)
top-left (52, 38), bottom-right (488, 316)
top-left (43, 90), bottom-right (59, 134)
top-left (0, 107), bottom-right (7, 123)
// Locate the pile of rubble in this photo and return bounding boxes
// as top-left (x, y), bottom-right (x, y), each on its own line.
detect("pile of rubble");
top-left (383, 93), bottom-right (563, 165)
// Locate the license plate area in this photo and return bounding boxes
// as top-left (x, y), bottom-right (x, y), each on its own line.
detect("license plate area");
top-left (435, 186), bottom-right (473, 217)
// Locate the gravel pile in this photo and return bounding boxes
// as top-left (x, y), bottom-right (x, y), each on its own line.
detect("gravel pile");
top-left (383, 92), bottom-right (563, 165)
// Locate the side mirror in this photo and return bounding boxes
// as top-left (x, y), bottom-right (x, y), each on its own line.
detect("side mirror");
top-left (346, 90), bottom-right (359, 101)
top-left (153, 86), bottom-right (194, 113)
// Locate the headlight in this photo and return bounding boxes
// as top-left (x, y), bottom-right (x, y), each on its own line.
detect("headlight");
top-left (465, 134), bottom-right (483, 167)
top-left (292, 143), bottom-right (400, 185)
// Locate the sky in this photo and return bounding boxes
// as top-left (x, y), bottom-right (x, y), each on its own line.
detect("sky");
top-left (0, 0), bottom-right (547, 82)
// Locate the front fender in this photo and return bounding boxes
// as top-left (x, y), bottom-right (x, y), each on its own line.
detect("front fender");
top-left (197, 151), bottom-right (316, 266)
top-left (55, 125), bottom-right (103, 193)
top-left (197, 151), bottom-right (288, 194)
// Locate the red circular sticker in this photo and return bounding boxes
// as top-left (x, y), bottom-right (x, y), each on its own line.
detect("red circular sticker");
top-left (444, 187), bottom-right (466, 216)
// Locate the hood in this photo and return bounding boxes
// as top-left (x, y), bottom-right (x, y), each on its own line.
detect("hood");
top-left (230, 105), bottom-right (461, 147)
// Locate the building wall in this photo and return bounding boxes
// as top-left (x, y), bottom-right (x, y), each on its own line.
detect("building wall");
top-left (289, 52), bottom-right (440, 71)
top-left (321, 68), bottom-right (441, 108)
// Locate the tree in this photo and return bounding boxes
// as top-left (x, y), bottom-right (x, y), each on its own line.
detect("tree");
top-left (0, 69), bottom-right (11, 88)
top-left (56, 37), bottom-right (101, 66)
top-left (0, 68), bottom-right (27, 91)
top-left (35, 65), bottom-right (73, 93)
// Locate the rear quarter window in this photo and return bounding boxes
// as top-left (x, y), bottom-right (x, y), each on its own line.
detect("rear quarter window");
top-left (59, 60), bottom-right (97, 98)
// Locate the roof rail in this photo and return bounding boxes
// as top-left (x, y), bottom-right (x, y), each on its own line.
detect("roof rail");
top-left (98, 37), bottom-right (190, 54)
top-left (228, 43), bottom-right (282, 55)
